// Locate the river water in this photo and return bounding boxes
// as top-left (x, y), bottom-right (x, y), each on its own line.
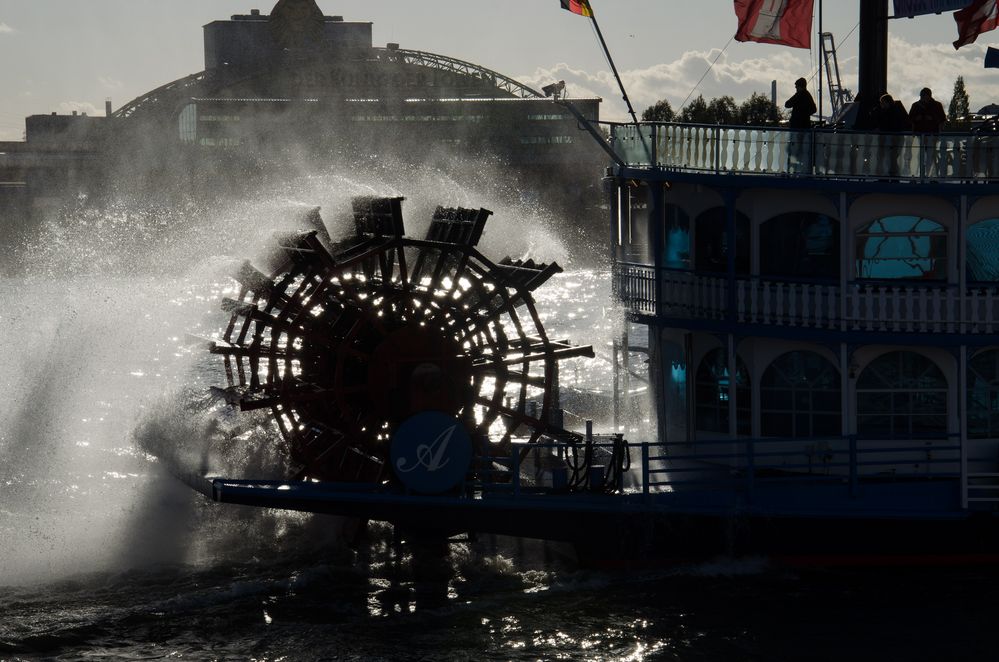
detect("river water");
top-left (1, 176), bottom-right (997, 661)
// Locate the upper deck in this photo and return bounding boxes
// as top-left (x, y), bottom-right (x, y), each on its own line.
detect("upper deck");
top-left (604, 121), bottom-right (999, 343)
top-left (608, 121), bottom-right (999, 183)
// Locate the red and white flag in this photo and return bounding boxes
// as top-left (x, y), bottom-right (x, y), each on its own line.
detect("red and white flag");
top-left (734, 0), bottom-right (814, 49)
top-left (954, 0), bottom-right (998, 49)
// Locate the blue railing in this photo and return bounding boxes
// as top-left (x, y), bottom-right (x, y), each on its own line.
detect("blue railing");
top-left (474, 432), bottom-right (967, 503)
top-left (608, 122), bottom-right (999, 182)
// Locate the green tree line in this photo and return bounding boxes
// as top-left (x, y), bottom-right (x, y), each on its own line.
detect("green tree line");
top-left (641, 92), bottom-right (782, 125)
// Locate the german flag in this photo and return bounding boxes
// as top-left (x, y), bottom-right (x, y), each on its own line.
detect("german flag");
top-left (560, 0), bottom-right (593, 17)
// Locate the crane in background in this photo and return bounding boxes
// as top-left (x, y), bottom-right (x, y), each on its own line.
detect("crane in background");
top-left (820, 32), bottom-right (854, 123)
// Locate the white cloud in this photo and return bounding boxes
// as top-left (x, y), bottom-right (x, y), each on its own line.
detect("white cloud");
top-left (57, 101), bottom-right (101, 116)
top-left (99, 76), bottom-right (124, 91)
top-left (520, 36), bottom-right (999, 121)
top-left (887, 36), bottom-right (998, 112)
top-left (0, 23), bottom-right (13, 34)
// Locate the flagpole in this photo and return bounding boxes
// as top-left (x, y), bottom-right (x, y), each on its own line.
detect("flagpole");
top-left (818, 0), bottom-right (823, 123)
top-left (588, 10), bottom-right (641, 126)
top-left (585, 2), bottom-right (653, 161)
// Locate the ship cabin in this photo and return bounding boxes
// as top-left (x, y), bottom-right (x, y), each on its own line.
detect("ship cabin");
top-left (607, 120), bottom-right (999, 513)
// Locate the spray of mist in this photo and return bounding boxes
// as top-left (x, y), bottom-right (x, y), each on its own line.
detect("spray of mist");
top-left (0, 149), bottom-right (616, 586)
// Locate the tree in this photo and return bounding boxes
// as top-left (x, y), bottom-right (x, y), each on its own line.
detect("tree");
top-left (641, 98), bottom-right (676, 122)
top-left (738, 92), bottom-right (782, 125)
top-left (679, 95), bottom-right (712, 123)
top-left (706, 95), bottom-right (739, 125)
top-left (949, 75), bottom-right (970, 126)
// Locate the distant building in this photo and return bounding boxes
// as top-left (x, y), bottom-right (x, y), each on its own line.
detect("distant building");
top-left (0, 1), bottom-right (604, 249)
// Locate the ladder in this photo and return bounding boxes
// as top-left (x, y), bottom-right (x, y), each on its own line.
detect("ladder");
top-left (820, 32), bottom-right (853, 120)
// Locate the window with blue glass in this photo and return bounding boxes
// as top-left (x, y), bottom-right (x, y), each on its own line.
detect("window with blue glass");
top-left (760, 212), bottom-right (839, 279)
top-left (968, 349), bottom-right (999, 439)
top-left (664, 204), bottom-right (691, 270)
top-left (855, 216), bottom-right (947, 280)
top-left (695, 348), bottom-right (751, 435)
top-left (856, 351), bottom-right (947, 436)
top-left (661, 340), bottom-right (689, 442)
top-left (967, 219), bottom-right (999, 282)
top-left (761, 351), bottom-right (841, 437)
top-left (694, 207), bottom-right (750, 274)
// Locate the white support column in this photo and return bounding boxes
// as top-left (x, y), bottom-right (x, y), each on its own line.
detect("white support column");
top-left (623, 326), bottom-right (631, 436)
top-left (841, 343), bottom-right (851, 436)
top-left (612, 338), bottom-right (620, 433)
top-left (960, 344), bottom-right (969, 509)
top-left (959, 195), bottom-right (968, 333)
top-left (839, 192), bottom-right (849, 330)
top-left (728, 334), bottom-right (738, 438)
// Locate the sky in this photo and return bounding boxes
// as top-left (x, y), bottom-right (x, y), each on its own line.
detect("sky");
top-left (1, 0), bottom-right (998, 141)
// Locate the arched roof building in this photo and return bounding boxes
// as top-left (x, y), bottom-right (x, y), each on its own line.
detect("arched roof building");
top-left (0, 1), bottom-right (604, 231)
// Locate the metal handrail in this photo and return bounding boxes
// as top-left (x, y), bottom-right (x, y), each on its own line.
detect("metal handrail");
top-left (607, 121), bottom-right (999, 183)
top-left (471, 432), bottom-right (969, 503)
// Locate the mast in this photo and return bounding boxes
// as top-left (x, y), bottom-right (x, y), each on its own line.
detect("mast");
top-left (857, 0), bottom-right (889, 117)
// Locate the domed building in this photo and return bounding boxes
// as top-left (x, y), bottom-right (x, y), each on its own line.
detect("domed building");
top-left (0, 0), bottom-right (604, 243)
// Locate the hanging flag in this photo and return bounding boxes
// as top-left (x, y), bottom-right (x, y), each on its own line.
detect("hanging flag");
top-left (734, 0), bottom-right (814, 49)
top-left (954, 0), bottom-right (999, 48)
top-left (560, 0), bottom-right (593, 17)
top-left (986, 45), bottom-right (999, 66)
top-left (894, 0), bottom-right (973, 18)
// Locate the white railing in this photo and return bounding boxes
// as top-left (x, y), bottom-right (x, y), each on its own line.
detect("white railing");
top-left (614, 264), bottom-right (999, 333)
top-left (609, 122), bottom-right (999, 182)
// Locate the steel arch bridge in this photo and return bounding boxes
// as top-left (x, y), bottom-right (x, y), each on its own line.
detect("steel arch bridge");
top-left (112, 48), bottom-right (543, 120)
top-left (369, 47), bottom-right (543, 99)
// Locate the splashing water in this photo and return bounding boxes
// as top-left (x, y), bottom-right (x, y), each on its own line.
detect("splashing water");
top-left (0, 163), bottom-right (618, 588)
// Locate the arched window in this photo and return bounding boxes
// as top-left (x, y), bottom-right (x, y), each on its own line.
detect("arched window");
top-left (856, 351), bottom-right (947, 436)
top-left (760, 212), bottom-right (839, 279)
top-left (664, 204), bottom-right (691, 270)
top-left (968, 349), bottom-right (999, 439)
top-left (855, 215), bottom-right (947, 280)
top-left (761, 351), bottom-right (841, 437)
top-left (695, 348), bottom-right (750, 435)
top-left (694, 207), bottom-right (750, 274)
top-left (967, 219), bottom-right (999, 282)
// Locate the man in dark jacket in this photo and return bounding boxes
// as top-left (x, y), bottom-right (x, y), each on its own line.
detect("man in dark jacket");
top-left (872, 94), bottom-right (912, 177)
top-left (872, 94), bottom-right (912, 132)
top-left (784, 77), bottom-right (816, 172)
top-left (909, 88), bottom-right (948, 177)
top-left (785, 77), bottom-right (817, 129)
top-left (909, 88), bottom-right (947, 133)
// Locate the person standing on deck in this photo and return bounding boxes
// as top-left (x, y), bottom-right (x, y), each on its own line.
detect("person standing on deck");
top-left (872, 94), bottom-right (912, 178)
top-left (872, 94), bottom-right (912, 133)
top-left (909, 88), bottom-right (946, 133)
top-left (784, 77), bottom-right (816, 172)
top-left (785, 77), bottom-right (816, 129)
top-left (909, 88), bottom-right (947, 178)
